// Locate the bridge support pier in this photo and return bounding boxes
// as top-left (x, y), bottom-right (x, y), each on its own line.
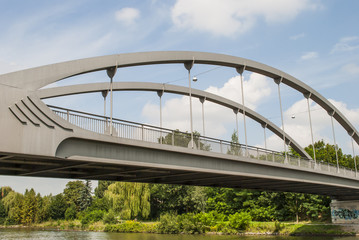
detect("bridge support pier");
top-left (331, 199), bottom-right (359, 224)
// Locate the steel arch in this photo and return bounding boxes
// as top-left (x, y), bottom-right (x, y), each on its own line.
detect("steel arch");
top-left (0, 51), bottom-right (357, 147)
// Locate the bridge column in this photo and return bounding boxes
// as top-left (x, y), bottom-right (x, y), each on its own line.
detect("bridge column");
top-left (331, 199), bottom-right (359, 224)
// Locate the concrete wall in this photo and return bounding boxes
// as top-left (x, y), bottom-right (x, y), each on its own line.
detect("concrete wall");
top-left (331, 200), bottom-right (359, 224)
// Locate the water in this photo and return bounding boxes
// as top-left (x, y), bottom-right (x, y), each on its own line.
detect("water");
top-left (0, 229), bottom-right (358, 240)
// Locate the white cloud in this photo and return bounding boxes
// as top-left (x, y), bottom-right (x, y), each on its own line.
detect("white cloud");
top-left (171, 0), bottom-right (319, 37)
top-left (142, 73), bottom-right (272, 138)
top-left (341, 63), bottom-right (359, 75)
top-left (206, 73), bottom-right (271, 110)
top-left (115, 8), bottom-right (140, 26)
top-left (290, 33), bottom-right (305, 40)
top-left (300, 51), bottom-right (318, 60)
top-left (263, 98), bottom-right (359, 153)
top-left (331, 36), bottom-right (359, 54)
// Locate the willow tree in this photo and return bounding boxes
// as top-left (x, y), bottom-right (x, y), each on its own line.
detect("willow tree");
top-left (105, 182), bottom-right (150, 220)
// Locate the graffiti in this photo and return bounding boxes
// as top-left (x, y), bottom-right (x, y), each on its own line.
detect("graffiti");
top-left (332, 208), bottom-right (359, 220)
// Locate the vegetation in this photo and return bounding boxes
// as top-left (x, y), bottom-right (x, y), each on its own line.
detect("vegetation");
top-left (0, 139), bottom-right (357, 235)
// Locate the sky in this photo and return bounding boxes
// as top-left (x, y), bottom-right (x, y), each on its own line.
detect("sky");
top-left (1, 0), bottom-right (359, 195)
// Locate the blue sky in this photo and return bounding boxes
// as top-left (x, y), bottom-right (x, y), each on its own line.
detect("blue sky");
top-left (1, 0), bottom-right (359, 195)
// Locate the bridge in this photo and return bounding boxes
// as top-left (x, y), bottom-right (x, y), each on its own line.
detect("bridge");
top-left (1, 51), bottom-right (359, 216)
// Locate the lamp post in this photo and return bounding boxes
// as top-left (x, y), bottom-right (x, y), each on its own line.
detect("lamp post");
top-left (101, 90), bottom-right (108, 116)
top-left (184, 58), bottom-right (195, 149)
top-left (157, 89), bottom-right (164, 144)
top-left (106, 64), bottom-right (117, 136)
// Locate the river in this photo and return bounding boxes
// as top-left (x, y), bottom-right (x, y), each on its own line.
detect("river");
top-left (0, 229), bottom-right (359, 240)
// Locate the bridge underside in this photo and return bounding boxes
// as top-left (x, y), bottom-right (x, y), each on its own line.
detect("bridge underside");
top-left (1, 138), bottom-right (359, 201)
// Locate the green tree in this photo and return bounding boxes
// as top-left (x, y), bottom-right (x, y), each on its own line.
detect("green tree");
top-left (95, 181), bottom-right (114, 199)
top-left (227, 130), bottom-right (241, 156)
top-left (2, 191), bottom-right (24, 224)
top-left (105, 182), bottom-right (150, 220)
top-left (65, 203), bottom-right (77, 220)
top-left (79, 180), bottom-right (92, 211)
top-left (0, 186), bottom-right (13, 200)
top-left (150, 184), bottom-right (207, 218)
top-left (161, 130), bottom-right (211, 150)
top-left (48, 194), bottom-right (67, 220)
top-left (35, 194), bottom-right (51, 223)
top-left (63, 180), bottom-right (85, 211)
top-left (0, 200), bottom-right (6, 218)
top-left (21, 189), bottom-right (37, 225)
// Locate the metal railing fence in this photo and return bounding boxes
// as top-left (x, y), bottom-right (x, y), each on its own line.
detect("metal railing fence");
top-left (49, 105), bottom-right (358, 179)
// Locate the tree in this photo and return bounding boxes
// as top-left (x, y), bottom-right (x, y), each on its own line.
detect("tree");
top-left (160, 130), bottom-right (211, 150)
top-left (63, 180), bottom-right (85, 211)
top-left (0, 200), bottom-right (6, 218)
top-left (2, 191), bottom-right (23, 223)
top-left (48, 194), bottom-right (67, 220)
top-left (65, 204), bottom-right (77, 220)
top-left (79, 180), bottom-right (92, 211)
top-left (105, 182), bottom-right (150, 220)
top-left (151, 184), bottom-right (207, 218)
top-left (21, 189), bottom-right (37, 225)
top-left (0, 186), bottom-right (13, 200)
top-left (227, 130), bottom-right (241, 156)
top-left (36, 194), bottom-right (52, 223)
top-left (95, 181), bottom-right (114, 199)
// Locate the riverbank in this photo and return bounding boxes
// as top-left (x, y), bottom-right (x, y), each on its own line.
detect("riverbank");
top-left (0, 220), bottom-right (355, 236)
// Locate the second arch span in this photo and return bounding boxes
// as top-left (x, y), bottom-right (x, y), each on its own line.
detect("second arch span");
top-left (38, 82), bottom-right (311, 159)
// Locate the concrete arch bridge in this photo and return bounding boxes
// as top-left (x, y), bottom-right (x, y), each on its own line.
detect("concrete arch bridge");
top-left (1, 51), bottom-right (359, 212)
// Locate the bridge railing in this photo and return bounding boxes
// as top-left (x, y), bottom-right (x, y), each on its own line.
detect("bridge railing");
top-left (49, 105), bottom-right (357, 178)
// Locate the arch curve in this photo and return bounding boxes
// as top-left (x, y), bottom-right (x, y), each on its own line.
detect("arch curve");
top-left (38, 81), bottom-right (311, 159)
top-left (1, 51), bottom-right (357, 148)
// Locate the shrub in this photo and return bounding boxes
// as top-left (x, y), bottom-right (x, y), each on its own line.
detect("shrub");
top-left (103, 210), bottom-right (117, 224)
top-left (65, 204), bottom-right (77, 220)
top-left (178, 213), bottom-right (205, 234)
top-left (104, 220), bottom-right (146, 232)
top-left (81, 210), bottom-right (105, 225)
top-left (228, 212), bottom-right (252, 230)
top-left (196, 211), bottom-right (226, 227)
top-left (157, 213), bottom-right (180, 234)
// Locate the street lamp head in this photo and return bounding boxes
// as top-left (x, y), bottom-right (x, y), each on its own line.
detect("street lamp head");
top-left (192, 76), bottom-right (198, 82)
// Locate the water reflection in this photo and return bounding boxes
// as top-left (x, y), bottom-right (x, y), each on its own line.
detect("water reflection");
top-left (0, 229), bottom-right (358, 240)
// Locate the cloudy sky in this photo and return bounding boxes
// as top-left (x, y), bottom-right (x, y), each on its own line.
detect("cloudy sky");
top-left (1, 0), bottom-right (359, 195)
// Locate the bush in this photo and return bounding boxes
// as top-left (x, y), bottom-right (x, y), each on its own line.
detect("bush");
top-left (104, 220), bottom-right (146, 233)
top-left (81, 210), bottom-right (105, 225)
top-left (196, 211), bottom-right (226, 227)
top-left (65, 204), bottom-right (77, 220)
top-left (250, 206), bottom-right (275, 221)
top-left (103, 210), bottom-right (117, 224)
top-left (178, 213), bottom-right (205, 234)
top-left (157, 213), bottom-right (180, 234)
top-left (228, 212), bottom-right (252, 230)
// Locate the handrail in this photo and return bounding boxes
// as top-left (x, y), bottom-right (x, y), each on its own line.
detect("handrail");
top-left (48, 105), bottom-right (357, 178)
top-left (48, 104), bottom-right (300, 158)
